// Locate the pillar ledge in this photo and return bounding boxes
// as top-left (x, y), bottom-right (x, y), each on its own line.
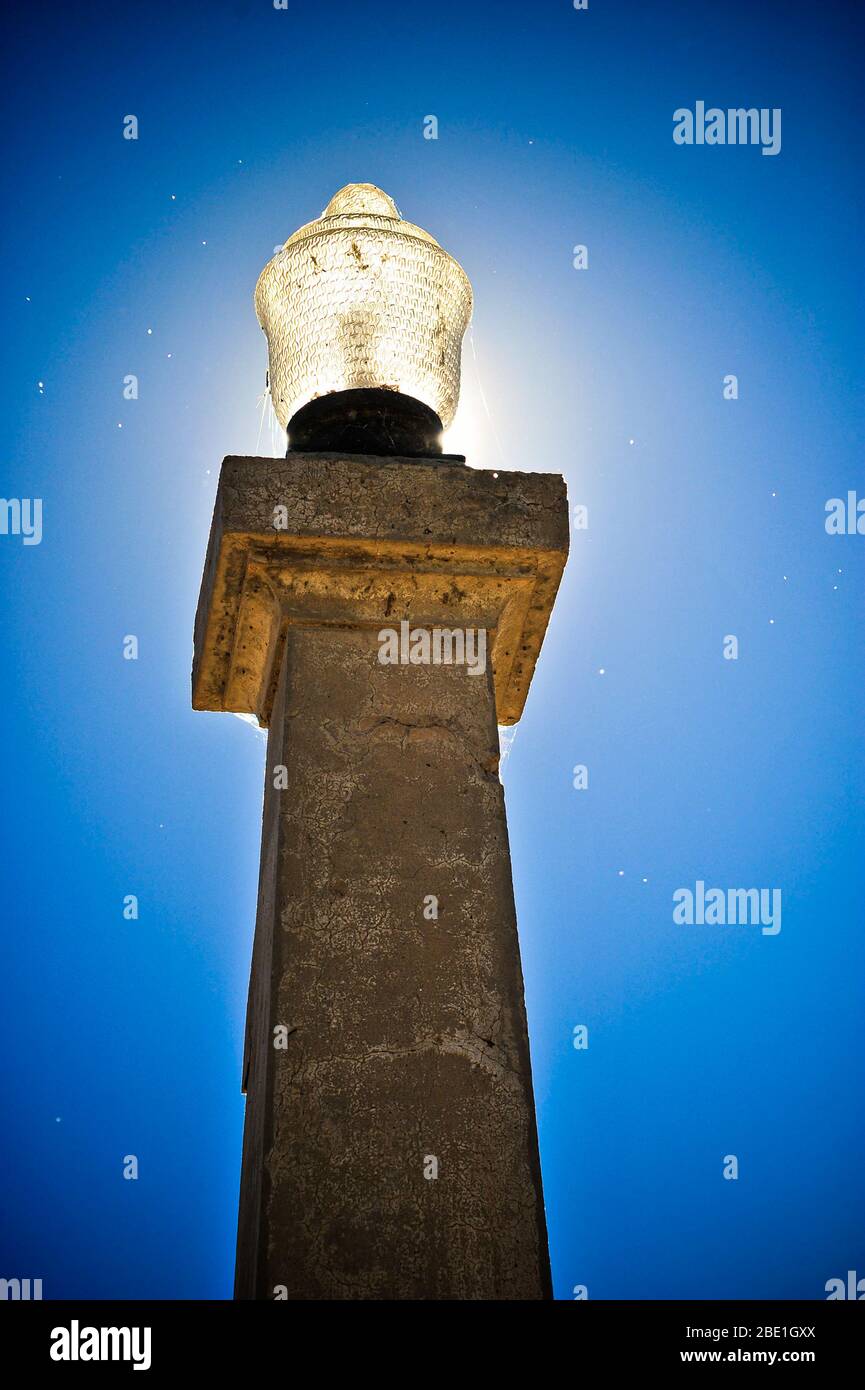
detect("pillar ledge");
top-left (193, 452), bottom-right (569, 727)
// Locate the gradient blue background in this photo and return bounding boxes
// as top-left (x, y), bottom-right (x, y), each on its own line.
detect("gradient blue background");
top-left (1, 0), bottom-right (862, 1299)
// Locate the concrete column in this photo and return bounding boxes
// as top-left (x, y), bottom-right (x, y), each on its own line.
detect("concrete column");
top-left (193, 451), bottom-right (568, 1300)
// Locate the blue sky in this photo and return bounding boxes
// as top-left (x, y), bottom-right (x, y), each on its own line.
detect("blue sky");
top-left (1, 0), bottom-right (862, 1299)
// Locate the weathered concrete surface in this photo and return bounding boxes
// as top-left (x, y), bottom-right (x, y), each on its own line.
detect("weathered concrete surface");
top-left (236, 626), bottom-right (552, 1299)
top-left (192, 453), bottom-right (568, 726)
top-left (193, 451), bottom-right (568, 1300)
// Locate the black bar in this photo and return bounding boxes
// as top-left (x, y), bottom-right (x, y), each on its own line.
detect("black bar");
top-left (1, 1299), bottom-right (860, 1375)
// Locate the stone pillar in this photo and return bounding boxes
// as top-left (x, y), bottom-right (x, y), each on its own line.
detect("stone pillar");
top-left (193, 451), bottom-right (568, 1300)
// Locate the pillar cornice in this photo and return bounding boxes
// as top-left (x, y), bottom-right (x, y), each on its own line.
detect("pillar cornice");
top-left (193, 452), bottom-right (568, 728)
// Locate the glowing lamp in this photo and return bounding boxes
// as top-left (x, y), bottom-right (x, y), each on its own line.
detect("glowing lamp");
top-left (254, 184), bottom-right (473, 453)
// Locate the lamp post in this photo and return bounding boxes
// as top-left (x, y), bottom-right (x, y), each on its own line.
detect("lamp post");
top-left (193, 185), bottom-right (568, 1300)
